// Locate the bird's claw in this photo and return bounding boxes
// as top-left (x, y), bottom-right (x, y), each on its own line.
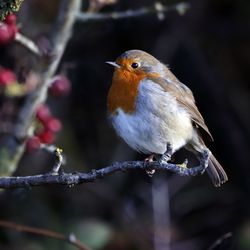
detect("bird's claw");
top-left (146, 169), bottom-right (156, 177)
top-left (145, 154), bottom-right (156, 177)
top-left (159, 154), bottom-right (170, 164)
top-left (144, 143), bottom-right (174, 177)
top-left (165, 142), bottom-right (173, 158)
top-left (159, 142), bottom-right (173, 164)
top-left (200, 150), bottom-right (210, 174)
top-left (145, 154), bottom-right (155, 163)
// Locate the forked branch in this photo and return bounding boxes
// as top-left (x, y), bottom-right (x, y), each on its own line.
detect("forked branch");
top-left (0, 161), bottom-right (204, 189)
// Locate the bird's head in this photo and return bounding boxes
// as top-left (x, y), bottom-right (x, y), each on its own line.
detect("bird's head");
top-left (106, 50), bottom-right (166, 78)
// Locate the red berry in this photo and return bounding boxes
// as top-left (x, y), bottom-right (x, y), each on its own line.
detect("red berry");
top-left (0, 22), bottom-right (16, 45)
top-left (49, 76), bottom-right (71, 97)
top-left (9, 24), bottom-right (18, 34)
top-left (0, 68), bottom-right (16, 86)
top-left (4, 14), bottom-right (17, 25)
top-left (38, 130), bottom-right (55, 144)
top-left (45, 117), bottom-right (62, 133)
top-left (36, 104), bottom-right (51, 123)
top-left (26, 136), bottom-right (41, 153)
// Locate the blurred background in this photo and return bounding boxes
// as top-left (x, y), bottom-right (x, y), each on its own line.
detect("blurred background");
top-left (0, 0), bottom-right (250, 249)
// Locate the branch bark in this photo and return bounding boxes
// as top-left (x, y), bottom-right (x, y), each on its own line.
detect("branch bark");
top-left (14, 32), bottom-right (41, 56)
top-left (0, 161), bottom-right (204, 189)
top-left (76, 2), bottom-right (190, 22)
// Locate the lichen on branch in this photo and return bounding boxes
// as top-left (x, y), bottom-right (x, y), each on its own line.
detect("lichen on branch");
top-left (0, 0), bottom-right (24, 21)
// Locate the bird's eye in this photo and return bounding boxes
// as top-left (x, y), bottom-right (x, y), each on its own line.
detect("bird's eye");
top-left (131, 62), bottom-right (139, 69)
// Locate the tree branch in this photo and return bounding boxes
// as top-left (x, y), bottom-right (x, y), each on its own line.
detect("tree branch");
top-left (0, 220), bottom-right (91, 250)
top-left (0, 161), bottom-right (204, 189)
top-left (76, 2), bottom-right (190, 22)
top-left (14, 32), bottom-right (41, 56)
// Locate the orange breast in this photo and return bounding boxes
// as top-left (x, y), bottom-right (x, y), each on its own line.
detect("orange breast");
top-left (107, 69), bottom-right (144, 114)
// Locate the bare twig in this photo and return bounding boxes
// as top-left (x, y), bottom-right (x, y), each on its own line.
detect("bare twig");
top-left (41, 144), bottom-right (64, 173)
top-left (0, 220), bottom-right (91, 250)
top-left (0, 161), bottom-right (204, 189)
top-left (208, 232), bottom-right (233, 250)
top-left (15, 32), bottom-right (41, 56)
top-left (76, 2), bottom-right (190, 22)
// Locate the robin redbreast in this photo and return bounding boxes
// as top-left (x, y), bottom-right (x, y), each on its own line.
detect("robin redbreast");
top-left (106, 50), bottom-right (228, 187)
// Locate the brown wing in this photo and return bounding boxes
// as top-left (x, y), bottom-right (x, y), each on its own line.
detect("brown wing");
top-left (149, 76), bottom-right (214, 141)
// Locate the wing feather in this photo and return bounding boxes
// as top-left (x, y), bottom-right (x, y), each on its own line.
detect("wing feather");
top-left (148, 76), bottom-right (214, 141)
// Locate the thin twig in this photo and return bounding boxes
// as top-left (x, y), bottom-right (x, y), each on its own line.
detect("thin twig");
top-left (76, 2), bottom-right (190, 22)
top-left (41, 144), bottom-right (64, 173)
top-left (0, 220), bottom-right (91, 250)
top-left (208, 232), bottom-right (233, 250)
top-left (0, 161), bottom-right (204, 189)
top-left (15, 32), bottom-right (41, 56)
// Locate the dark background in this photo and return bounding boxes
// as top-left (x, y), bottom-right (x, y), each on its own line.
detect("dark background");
top-left (0, 0), bottom-right (250, 249)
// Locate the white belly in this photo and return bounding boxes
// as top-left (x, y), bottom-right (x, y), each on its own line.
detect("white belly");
top-left (109, 79), bottom-right (193, 154)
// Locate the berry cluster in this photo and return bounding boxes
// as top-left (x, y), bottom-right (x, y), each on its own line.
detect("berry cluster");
top-left (26, 75), bottom-right (71, 152)
top-left (26, 104), bottom-right (62, 152)
top-left (0, 14), bottom-right (18, 45)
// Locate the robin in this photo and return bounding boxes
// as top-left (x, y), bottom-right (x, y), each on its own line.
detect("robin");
top-left (106, 50), bottom-right (228, 187)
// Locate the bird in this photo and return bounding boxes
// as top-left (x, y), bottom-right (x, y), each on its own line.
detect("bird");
top-left (106, 50), bottom-right (228, 187)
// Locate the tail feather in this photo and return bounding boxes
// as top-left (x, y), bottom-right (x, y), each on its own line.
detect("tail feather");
top-left (206, 153), bottom-right (228, 187)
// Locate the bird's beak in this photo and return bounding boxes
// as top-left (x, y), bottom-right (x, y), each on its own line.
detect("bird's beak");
top-left (106, 61), bottom-right (121, 68)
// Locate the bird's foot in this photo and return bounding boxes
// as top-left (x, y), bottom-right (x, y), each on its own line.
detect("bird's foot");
top-left (144, 154), bottom-right (156, 177)
top-left (159, 142), bottom-right (173, 164)
top-left (145, 154), bottom-right (155, 163)
top-left (200, 149), bottom-right (211, 174)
